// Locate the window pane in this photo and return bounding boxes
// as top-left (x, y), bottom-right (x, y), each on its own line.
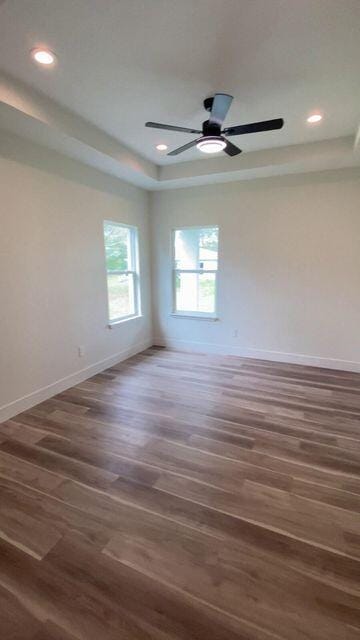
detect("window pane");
top-left (174, 227), bottom-right (218, 270)
top-left (107, 273), bottom-right (135, 320)
top-left (104, 223), bottom-right (131, 271)
top-left (175, 272), bottom-right (216, 313)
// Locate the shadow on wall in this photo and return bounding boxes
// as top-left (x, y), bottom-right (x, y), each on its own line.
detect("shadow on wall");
top-left (0, 129), bottom-right (141, 199)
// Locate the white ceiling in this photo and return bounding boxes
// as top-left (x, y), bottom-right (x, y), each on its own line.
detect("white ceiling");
top-left (0, 0), bottom-right (360, 187)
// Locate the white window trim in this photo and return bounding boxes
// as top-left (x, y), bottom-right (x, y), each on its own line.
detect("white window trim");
top-left (171, 225), bottom-right (219, 319)
top-left (104, 220), bottom-right (141, 325)
top-left (170, 313), bottom-right (219, 321)
top-left (108, 314), bottom-right (142, 329)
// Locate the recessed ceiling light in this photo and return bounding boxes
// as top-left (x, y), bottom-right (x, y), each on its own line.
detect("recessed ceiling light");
top-left (156, 144), bottom-right (168, 151)
top-left (197, 137), bottom-right (227, 154)
top-left (307, 114), bottom-right (322, 124)
top-left (31, 48), bottom-right (56, 65)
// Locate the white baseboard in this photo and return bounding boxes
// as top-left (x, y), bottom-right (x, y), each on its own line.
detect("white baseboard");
top-left (153, 336), bottom-right (360, 373)
top-left (0, 339), bottom-right (152, 424)
top-left (3, 335), bottom-right (358, 424)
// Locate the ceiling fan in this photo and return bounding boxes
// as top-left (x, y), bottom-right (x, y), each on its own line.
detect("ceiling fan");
top-left (145, 94), bottom-right (284, 157)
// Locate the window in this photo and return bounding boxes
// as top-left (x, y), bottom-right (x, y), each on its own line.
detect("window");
top-left (103, 221), bottom-right (140, 323)
top-left (172, 226), bottom-right (219, 317)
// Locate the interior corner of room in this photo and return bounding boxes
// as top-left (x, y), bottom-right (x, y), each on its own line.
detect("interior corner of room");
top-left (1, 133), bottom-right (360, 421)
top-left (1, 3), bottom-right (360, 639)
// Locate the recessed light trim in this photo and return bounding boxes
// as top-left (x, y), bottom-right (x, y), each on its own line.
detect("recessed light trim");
top-left (156, 144), bottom-right (168, 151)
top-left (197, 137), bottom-right (227, 154)
top-left (307, 113), bottom-right (322, 124)
top-left (31, 48), bottom-right (56, 65)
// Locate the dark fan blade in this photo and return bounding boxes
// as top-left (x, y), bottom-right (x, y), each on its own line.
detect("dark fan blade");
top-left (209, 93), bottom-right (233, 127)
top-left (145, 122), bottom-right (202, 134)
top-left (168, 138), bottom-right (201, 156)
top-left (224, 140), bottom-right (242, 156)
top-left (223, 118), bottom-right (284, 136)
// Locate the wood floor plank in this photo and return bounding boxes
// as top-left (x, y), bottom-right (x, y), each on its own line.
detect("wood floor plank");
top-left (52, 476), bottom-right (360, 596)
top-left (0, 534), bottom-right (277, 640)
top-left (292, 477), bottom-right (360, 513)
top-left (0, 438), bottom-right (118, 489)
top-left (104, 510), bottom-right (360, 640)
top-left (48, 531), bottom-right (302, 640)
top-left (0, 476), bottom-right (63, 559)
top-left (0, 583), bottom-right (42, 640)
top-left (60, 376), bottom-right (360, 444)
top-left (36, 430), bottom-right (294, 492)
top-left (32, 621), bottom-right (81, 640)
top-left (0, 419), bottom-right (47, 445)
top-left (0, 471), bottom-right (117, 555)
top-left (0, 449), bottom-right (64, 492)
top-left (1, 347), bottom-right (360, 639)
top-left (99, 359), bottom-right (360, 415)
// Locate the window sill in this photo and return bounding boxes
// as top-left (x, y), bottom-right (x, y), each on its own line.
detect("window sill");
top-left (108, 314), bottom-right (142, 329)
top-left (170, 313), bottom-right (219, 322)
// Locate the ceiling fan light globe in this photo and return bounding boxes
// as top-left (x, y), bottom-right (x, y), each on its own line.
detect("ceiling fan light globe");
top-left (197, 137), bottom-right (227, 154)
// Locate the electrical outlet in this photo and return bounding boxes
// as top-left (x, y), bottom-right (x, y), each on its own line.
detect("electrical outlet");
top-left (233, 329), bottom-right (238, 338)
top-left (78, 345), bottom-right (85, 357)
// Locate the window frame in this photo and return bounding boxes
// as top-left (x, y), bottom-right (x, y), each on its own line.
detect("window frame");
top-left (103, 220), bottom-right (141, 325)
top-left (171, 224), bottom-right (219, 319)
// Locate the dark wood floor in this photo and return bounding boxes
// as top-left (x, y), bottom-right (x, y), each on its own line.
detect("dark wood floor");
top-left (0, 347), bottom-right (360, 640)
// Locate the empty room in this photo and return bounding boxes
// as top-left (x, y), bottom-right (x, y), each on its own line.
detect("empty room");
top-left (1, 1), bottom-right (360, 638)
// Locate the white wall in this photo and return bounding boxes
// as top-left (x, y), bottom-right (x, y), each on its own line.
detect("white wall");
top-left (150, 169), bottom-right (360, 371)
top-left (0, 133), bottom-right (152, 421)
top-left (1, 134), bottom-right (360, 425)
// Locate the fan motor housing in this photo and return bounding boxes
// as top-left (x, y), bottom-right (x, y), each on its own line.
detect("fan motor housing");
top-left (202, 119), bottom-right (221, 137)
